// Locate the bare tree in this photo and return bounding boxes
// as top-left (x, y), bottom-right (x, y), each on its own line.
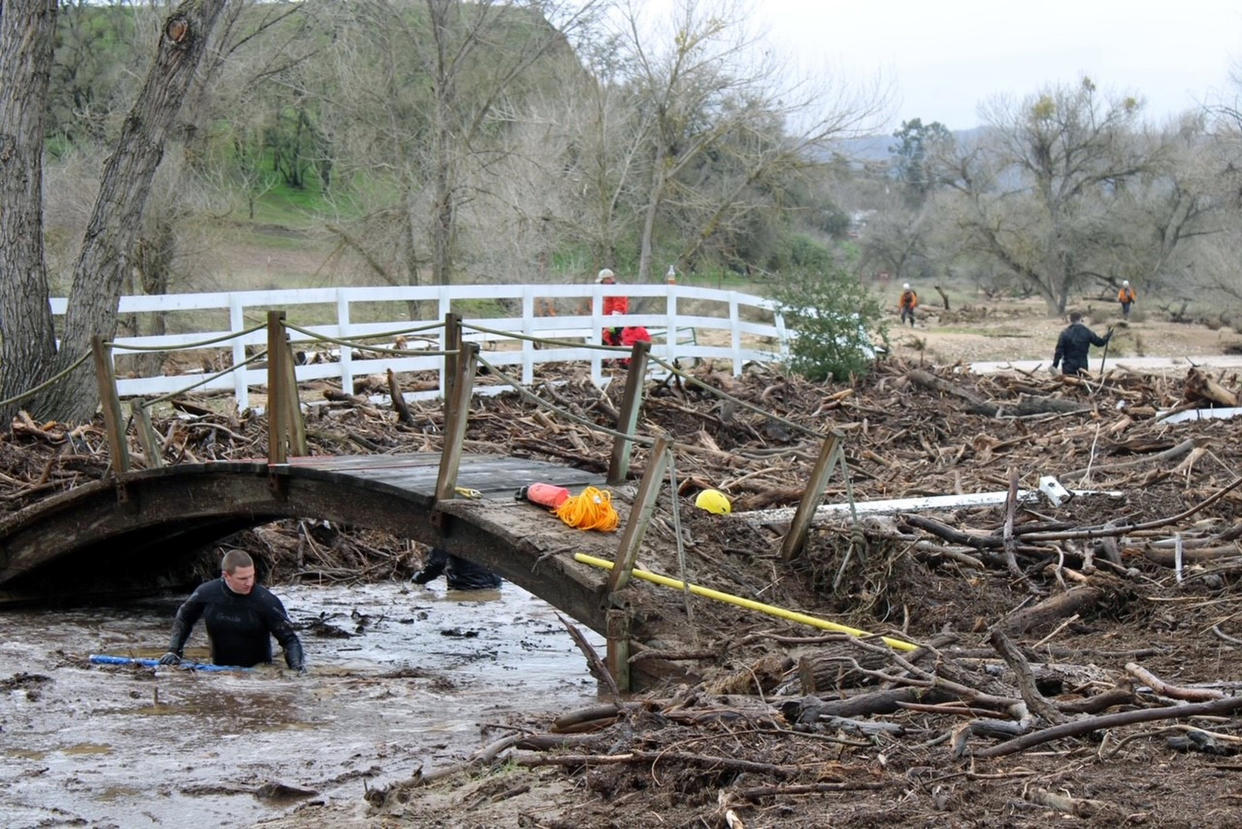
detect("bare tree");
top-left (0, 1), bottom-right (60, 414)
top-left (19, 1), bottom-right (231, 422)
top-left (621, 0), bottom-right (883, 281)
top-left (939, 78), bottom-right (1157, 314)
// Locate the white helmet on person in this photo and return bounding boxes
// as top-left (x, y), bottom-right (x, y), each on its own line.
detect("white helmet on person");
top-left (596, 268), bottom-right (615, 283)
top-left (902, 282), bottom-right (910, 290)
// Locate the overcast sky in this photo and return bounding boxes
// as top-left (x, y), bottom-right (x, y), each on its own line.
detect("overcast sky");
top-left (755, 0), bottom-right (1242, 131)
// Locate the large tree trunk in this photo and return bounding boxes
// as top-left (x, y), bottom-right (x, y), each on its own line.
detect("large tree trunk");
top-left (0, 1), bottom-right (60, 422)
top-left (38, 0), bottom-right (228, 423)
top-left (637, 143), bottom-right (668, 284)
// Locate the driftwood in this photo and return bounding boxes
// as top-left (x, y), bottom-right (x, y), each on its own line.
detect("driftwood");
top-left (1001, 585), bottom-right (1106, 635)
top-left (1125, 662), bottom-right (1224, 702)
top-left (1185, 366), bottom-right (1238, 407)
top-left (974, 695), bottom-right (1242, 758)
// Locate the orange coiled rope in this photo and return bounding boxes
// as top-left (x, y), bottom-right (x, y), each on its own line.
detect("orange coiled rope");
top-left (554, 486), bottom-right (620, 532)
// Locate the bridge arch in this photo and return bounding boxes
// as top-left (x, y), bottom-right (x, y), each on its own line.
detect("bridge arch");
top-left (0, 456), bottom-right (618, 638)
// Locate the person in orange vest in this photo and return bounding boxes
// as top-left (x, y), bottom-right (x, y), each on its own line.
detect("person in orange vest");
top-left (1117, 280), bottom-right (1136, 319)
top-left (898, 282), bottom-right (918, 327)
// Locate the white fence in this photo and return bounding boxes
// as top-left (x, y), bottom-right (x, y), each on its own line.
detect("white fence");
top-left (59, 283), bottom-right (792, 411)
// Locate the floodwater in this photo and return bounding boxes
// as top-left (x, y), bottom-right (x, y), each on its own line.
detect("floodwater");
top-left (0, 581), bottom-right (605, 827)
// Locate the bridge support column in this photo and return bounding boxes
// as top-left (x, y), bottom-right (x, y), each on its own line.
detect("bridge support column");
top-left (92, 335), bottom-right (130, 475)
top-left (781, 433), bottom-right (842, 562)
top-left (608, 340), bottom-right (651, 485)
top-left (605, 608), bottom-right (631, 694)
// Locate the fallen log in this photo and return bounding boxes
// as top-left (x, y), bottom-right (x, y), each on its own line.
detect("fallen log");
top-left (1001, 585), bottom-right (1106, 635)
top-left (1125, 663), bottom-right (1224, 702)
top-left (974, 695), bottom-right (1242, 758)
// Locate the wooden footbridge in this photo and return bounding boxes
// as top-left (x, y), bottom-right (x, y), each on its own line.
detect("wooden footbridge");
top-left (0, 311), bottom-right (844, 690)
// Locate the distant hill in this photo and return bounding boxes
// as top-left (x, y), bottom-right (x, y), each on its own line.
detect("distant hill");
top-left (825, 127), bottom-right (987, 165)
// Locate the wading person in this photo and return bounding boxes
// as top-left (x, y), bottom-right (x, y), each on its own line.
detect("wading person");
top-left (898, 283), bottom-right (918, 327)
top-left (1052, 311), bottom-right (1112, 376)
top-left (1117, 280), bottom-right (1136, 319)
top-left (412, 547), bottom-right (501, 591)
top-left (159, 549), bottom-right (305, 671)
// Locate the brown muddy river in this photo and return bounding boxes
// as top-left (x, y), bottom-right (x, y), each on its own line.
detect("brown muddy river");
top-left (0, 581), bottom-right (605, 827)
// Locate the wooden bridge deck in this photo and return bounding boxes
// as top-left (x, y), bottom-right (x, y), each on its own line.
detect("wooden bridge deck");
top-left (0, 454), bottom-right (634, 637)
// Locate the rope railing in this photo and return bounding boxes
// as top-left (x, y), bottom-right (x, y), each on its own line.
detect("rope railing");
top-left (283, 320), bottom-right (451, 357)
top-left (0, 350), bottom-right (92, 410)
top-left (473, 352), bottom-right (658, 448)
top-left (136, 349), bottom-right (270, 410)
top-left (463, 321), bottom-right (628, 353)
top-left (106, 322), bottom-right (267, 352)
top-left (648, 352), bottom-right (828, 443)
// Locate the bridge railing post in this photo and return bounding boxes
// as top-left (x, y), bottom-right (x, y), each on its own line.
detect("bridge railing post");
top-left (91, 334), bottom-right (130, 475)
top-left (605, 435), bottom-right (670, 597)
top-left (130, 399), bottom-right (164, 469)
top-left (781, 433), bottom-right (842, 562)
top-left (435, 341), bottom-right (477, 503)
top-left (266, 311), bottom-right (289, 464)
top-left (607, 339), bottom-right (651, 485)
top-left (605, 608), bottom-right (631, 694)
top-left (442, 312), bottom-right (462, 404)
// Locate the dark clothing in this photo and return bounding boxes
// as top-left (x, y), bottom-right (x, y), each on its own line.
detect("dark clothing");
top-left (168, 578), bottom-right (304, 669)
top-left (1053, 322), bottom-right (1110, 376)
top-left (412, 548), bottom-right (501, 591)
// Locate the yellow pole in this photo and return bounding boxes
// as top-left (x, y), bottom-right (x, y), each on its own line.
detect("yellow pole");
top-left (574, 552), bottom-right (918, 652)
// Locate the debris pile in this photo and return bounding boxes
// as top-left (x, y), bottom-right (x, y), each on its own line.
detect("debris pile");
top-left (4, 356), bottom-right (1242, 826)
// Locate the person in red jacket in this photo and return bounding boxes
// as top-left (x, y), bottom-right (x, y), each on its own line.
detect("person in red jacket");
top-left (597, 269), bottom-right (629, 344)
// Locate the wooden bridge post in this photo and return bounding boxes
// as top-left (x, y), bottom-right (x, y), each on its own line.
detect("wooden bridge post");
top-left (443, 312), bottom-right (462, 406)
top-left (781, 433), bottom-right (842, 562)
top-left (607, 339), bottom-right (651, 485)
top-left (605, 435), bottom-right (671, 596)
top-left (435, 341), bottom-right (478, 503)
top-left (605, 608), bottom-right (631, 694)
top-left (91, 334), bottom-right (130, 475)
top-left (281, 329), bottom-right (307, 456)
top-left (130, 400), bottom-right (164, 469)
top-left (266, 311), bottom-right (289, 464)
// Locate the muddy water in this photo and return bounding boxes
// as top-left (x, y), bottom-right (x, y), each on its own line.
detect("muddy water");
top-left (0, 581), bottom-right (605, 827)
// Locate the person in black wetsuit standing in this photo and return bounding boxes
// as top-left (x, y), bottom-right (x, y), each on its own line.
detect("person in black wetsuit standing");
top-left (412, 547), bottom-right (501, 591)
top-left (1052, 311), bottom-right (1112, 376)
top-left (159, 549), bottom-right (305, 671)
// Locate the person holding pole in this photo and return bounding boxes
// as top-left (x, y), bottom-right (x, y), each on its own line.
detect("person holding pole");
top-left (1052, 311), bottom-right (1112, 376)
top-left (159, 549), bottom-right (305, 671)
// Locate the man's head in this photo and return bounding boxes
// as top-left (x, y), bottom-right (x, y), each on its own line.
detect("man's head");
top-left (221, 549), bottom-right (255, 595)
top-left (1122, 280), bottom-right (1130, 287)
top-left (902, 282), bottom-right (910, 290)
top-left (1069, 311), bottom-right (1083, 323)
top-left (596, 268), bottom-right (615, 284)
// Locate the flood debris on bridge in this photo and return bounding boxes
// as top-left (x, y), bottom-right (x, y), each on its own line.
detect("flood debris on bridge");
top-left (4, 356), bottom-right (1242, 826)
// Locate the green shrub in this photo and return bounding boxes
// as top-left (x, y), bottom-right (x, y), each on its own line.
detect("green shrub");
top-left (773, 262), bottom-right (887, 383)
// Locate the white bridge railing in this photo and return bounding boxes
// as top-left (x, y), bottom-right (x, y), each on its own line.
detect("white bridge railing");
top-left (57, 283), bottom-right (790, 411)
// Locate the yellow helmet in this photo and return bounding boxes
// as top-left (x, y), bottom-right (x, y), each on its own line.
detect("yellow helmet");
top-left (694, 488), bottom-right (732, 515)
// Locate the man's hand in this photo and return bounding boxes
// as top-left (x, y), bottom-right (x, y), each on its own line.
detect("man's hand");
top-left (158, 651), bottom-right (181, 666)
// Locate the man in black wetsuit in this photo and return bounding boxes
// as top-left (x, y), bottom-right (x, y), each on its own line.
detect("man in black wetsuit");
top-left (412, 547), bottom-right (501, 591)
top-left (159, 550), bottom-right (305, 671)
top-left (1052, 311), bottom-right (1112, 376)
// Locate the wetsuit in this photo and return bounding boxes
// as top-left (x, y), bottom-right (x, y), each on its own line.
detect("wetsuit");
top-left (1053, 322), bottom-right (1110, 376)
top-left (167, 578), bottom-right (304, 669)
top-left (412, 548), bottom-right (501, 590)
